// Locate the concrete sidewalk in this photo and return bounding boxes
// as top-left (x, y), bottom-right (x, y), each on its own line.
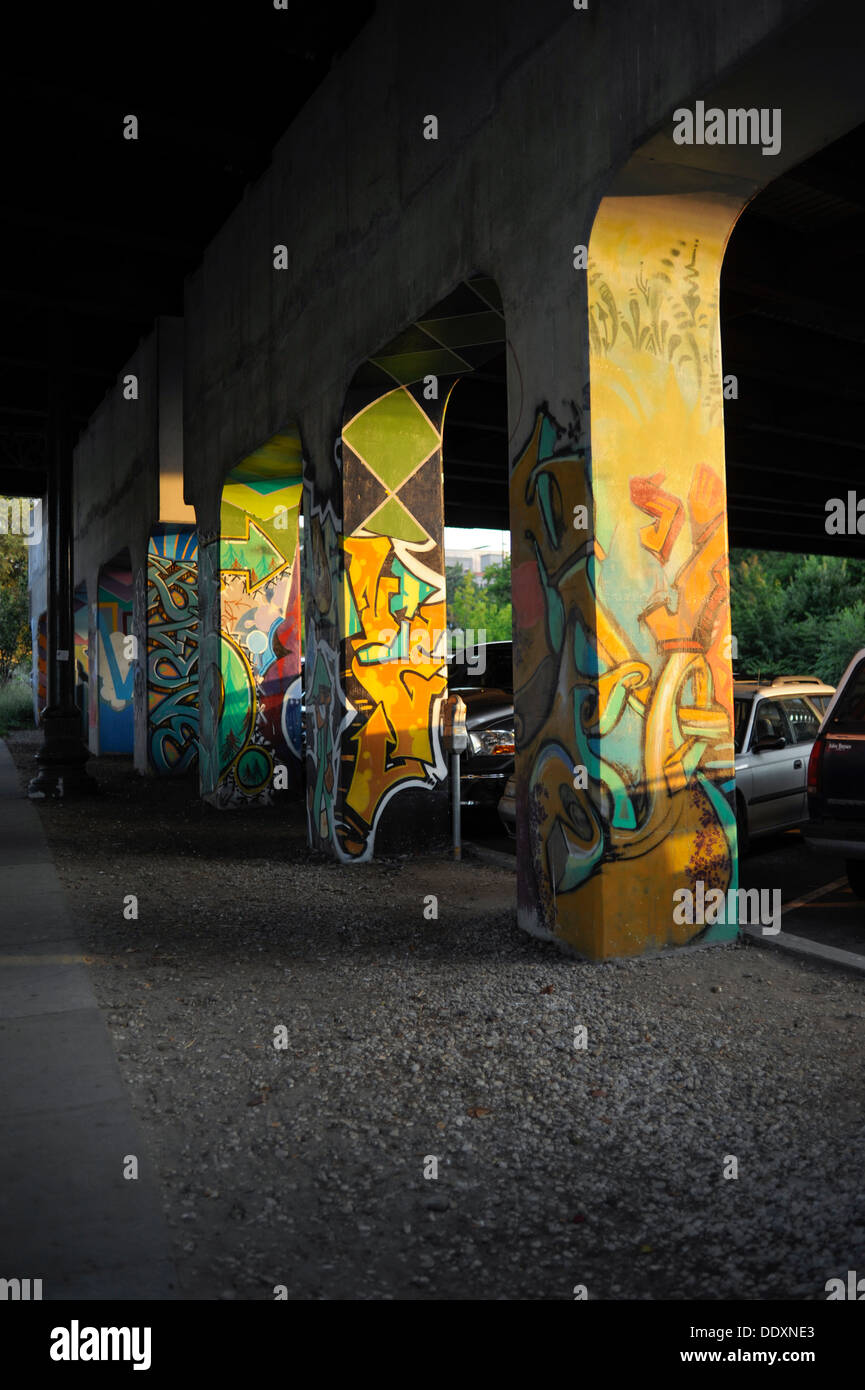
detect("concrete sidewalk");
top-left (0, 740), bottom-right (176, 1299)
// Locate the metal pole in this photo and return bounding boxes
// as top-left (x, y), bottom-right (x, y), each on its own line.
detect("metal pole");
top-left (452, 749), bottom-right (461, 860)
top-left (53, 384), bottom-right (75, 711)
top-left (28, 327), bottom-right (93, 797)
top-left (44, 436), bottom-right (59, 710)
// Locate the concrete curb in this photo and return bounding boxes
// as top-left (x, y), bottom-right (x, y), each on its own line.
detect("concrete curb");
top-left (742, 922), bottom-right (865, 975)
top-left (463, 840), bottom-right (517, 871)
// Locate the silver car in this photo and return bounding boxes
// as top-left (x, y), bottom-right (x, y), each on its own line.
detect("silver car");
top-left (734, 675), bottom-right (835, 852)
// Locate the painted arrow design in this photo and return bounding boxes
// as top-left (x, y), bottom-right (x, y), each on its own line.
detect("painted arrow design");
top-left (220, 519), bottom-right (289, 591)
top-left (629, 473), bottom-right (684, 565)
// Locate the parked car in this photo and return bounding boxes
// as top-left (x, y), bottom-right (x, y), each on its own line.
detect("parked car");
top-left (447, 640), bottom-right (514, 810)
top-left (803, 650), bottom-right (865, 896)
top-left (734, 675), bottom-right (835, 853)
top-left (497, 674), bottom-right (834, 848)
top-left (447, 639), bottom-right (513, 693)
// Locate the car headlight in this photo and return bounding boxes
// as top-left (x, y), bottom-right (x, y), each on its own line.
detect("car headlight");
top-left (469, 726), bottom-right (515, 757)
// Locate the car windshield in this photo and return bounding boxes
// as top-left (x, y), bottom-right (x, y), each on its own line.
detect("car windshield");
top-left (449, 642), bottom-right (513, 691)
top-left (734, 697), bottom-right (752, 754)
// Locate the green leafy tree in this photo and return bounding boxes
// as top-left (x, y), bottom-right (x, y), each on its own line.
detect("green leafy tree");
top-left (0, 587), bottom-right (29, 684)
top-left (729, 549), bottom-right (865, 686)
top-left (448, 568), bottom-right (512, 642)
top-left (480, 556), bottom-right (511, 608)
top-left (445, 563), bottom-right (467, 610)
top-left (0, 516), bottom-right (30, 684)
top-left (0, 516), bottom-right (28, 589)
top-left (814, 601), bottom-right (865, 685)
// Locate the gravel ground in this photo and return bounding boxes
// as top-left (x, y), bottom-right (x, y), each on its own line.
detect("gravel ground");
top-left (8, 728), bottom-right (865, 1301)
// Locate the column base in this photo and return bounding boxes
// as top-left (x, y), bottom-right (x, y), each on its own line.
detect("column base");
top-left (28, 704), bottom-right (97, 799)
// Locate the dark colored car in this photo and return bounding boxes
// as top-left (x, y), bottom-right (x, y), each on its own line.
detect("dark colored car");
top-left (447, 641), bottom-right (514, 809)
top-left (803, 648), bottom-right (865, 897)
top-left (447, 640), bottom-right (513, 693)
top-left (301, 642), bottom-right (515, 812)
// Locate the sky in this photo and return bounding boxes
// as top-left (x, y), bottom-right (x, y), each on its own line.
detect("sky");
top-left (443, 527), bottom-right (510, 554)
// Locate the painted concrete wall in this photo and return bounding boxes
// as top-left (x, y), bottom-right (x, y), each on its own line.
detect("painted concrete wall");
top-left (73, 331), bottom-right (160, 594)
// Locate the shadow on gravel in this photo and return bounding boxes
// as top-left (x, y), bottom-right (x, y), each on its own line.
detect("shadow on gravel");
top-left (7, 733), bottom-right (537, 967)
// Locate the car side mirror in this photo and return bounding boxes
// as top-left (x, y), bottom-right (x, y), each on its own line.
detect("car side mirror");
top-left (752, 734), bottom-right (786, 752)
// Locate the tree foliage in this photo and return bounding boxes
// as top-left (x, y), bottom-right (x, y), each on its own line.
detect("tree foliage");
top-left (730, 550), bottom-right (865, 686)
top-left (447, 557), bottom-right (512, 643)
top-left (0, 511), bottom-right (31, 684)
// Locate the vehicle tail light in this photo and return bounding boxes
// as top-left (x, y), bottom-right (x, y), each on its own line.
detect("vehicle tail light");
top-left (807, 735), bottom-right (825, 795)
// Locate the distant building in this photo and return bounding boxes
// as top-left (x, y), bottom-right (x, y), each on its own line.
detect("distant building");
top-left (445, 544), bottom-right (509, 580)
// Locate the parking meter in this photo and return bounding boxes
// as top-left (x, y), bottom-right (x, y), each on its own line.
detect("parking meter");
top-left (442, 694), bottom-right (468, 859)
top-left (442, 693), bottom-right (468, 754)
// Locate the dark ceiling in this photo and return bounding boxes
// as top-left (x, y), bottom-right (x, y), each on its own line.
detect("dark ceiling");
top-left (722, 122), bottom-right (865, 558)
top-left (443, 122), bottom-right (865, 559)
top-left (0, 1), bottom-right (374, 497)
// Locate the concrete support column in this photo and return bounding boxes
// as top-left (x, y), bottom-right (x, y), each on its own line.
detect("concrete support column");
top-left (132, 555), bottom-right (148, 774)
top-left (199, 432), bottom-right (303, 805)
top-left (85, 572), bottom-right (99, 755)
top-left (512, 189), bottom-right (744, 958)
top-left (73, 580), bottom-right (89, 739)
top-left (305, 379), bottom-right (450, 860)
top-left (95, 558), bottom-right (135, 755)
top-left (28, 388), bottom-right (93, 797)
top-left (33, 611), bottom-right (47, 722)
top-left (45, 442), bottom-right (59, 711)
top-left (144, 527), bottom-right (199, 775)
top-left (197, 520), bottom-right (220, 801)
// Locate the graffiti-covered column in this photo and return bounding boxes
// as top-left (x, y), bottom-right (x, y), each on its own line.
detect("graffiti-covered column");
top-left (33, 611), bottom-right (47, 723)
top-left (73, 581), bottom-right (89, 738)
top-left (200, 432), bottom-right (303, 806)
top-left (145, 527), bottom-right (199, 774)
top-left (306, 280), bottom-right (507, 859)
top-left (306, 380), bottom-right (450, 860)
top-left (514, 191), bottom-right (743, 958)
top-left (85, 582), bottom-right (99, 753)
top-left (95, 555), bottom-right (135, 754)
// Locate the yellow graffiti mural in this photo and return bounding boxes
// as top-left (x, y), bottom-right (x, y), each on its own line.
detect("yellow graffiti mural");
top-left (338, 535), bottom-right (447, 857)
top-left (513, 192), bottom-right (741, 958)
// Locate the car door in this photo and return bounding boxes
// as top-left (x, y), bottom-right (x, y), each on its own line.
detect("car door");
top-left (746, 697), bottom-right (802, 834)
top-left (779, 695), bottom-right (822, 823)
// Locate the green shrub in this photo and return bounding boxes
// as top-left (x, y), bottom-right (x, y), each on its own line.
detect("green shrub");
top-left (0, 677), bottom-right (35, 737)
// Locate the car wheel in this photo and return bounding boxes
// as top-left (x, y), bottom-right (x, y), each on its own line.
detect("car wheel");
top-left (845, 859), bottom-right (865, 899)
top-left (735, 795), bottom-right (750, 857)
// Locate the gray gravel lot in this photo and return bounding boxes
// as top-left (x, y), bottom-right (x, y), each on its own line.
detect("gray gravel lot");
top-left (8, 729), bottom-right (865, 1301)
